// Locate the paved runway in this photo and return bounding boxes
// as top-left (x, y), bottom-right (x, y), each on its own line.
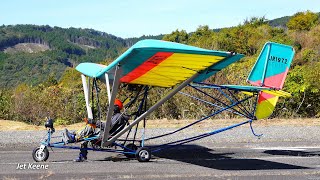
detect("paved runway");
top-left (1, 141), bottom-right (320, 179)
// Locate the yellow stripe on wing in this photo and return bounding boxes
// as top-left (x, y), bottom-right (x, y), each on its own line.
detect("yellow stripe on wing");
top-left (131, 53), bottom-right (225, 87)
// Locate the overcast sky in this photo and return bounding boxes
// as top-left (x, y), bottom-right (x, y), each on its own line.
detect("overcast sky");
top-left (1, 0), bottom-right (319, 38)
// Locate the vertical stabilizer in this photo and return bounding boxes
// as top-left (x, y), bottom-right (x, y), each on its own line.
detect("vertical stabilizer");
top-left (248, 42), bottom-right (295, 119)
top-left (247, 42), bottom-right (295, 89)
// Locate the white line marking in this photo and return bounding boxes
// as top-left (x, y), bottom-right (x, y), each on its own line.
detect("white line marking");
top-left (0, 150), bottom-right (72, 154)
top-left (252, 146), bottom-right (320, 151)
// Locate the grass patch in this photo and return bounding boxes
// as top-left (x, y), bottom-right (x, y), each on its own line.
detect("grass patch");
top-left (0, 119), bottom-right (85, 131)
top-left (145, 118), bottom-right (320, 128)
top-left (1, 118), bottom-right (319, 131)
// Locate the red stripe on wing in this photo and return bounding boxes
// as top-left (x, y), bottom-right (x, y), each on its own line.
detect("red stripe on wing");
top-left (120, 52), bottom-right (173, 83)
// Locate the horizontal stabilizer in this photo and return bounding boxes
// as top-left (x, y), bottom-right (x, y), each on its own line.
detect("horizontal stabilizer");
top-left (262, 89), bottom-right (291, 97)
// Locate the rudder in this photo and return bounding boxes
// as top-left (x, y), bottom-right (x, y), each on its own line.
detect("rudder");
top-left (248, 42), bottom-right (295, 119)
top-left (247, 42), bottom-right (295, 89)
top-left (255, 91), bottom-right (279, 119)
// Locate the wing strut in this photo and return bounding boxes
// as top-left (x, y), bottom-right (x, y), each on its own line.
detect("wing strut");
top-left (102, 64), bottom-right (122, 146)
top-left (81, 74), bottom-right (93, 119)
top-left (102, 72), bottom-right (200, 147)
top-left (105, 73), bottom-right (111, 103)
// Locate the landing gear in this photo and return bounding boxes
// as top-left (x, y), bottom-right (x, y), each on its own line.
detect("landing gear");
top-left (32, 146), bottom-right (49, 162)
top-left (136, 147), bottom-right (151, 162)
top-left (90, 139), bottom-right (102, 150)
top-left (124, 143), bottom-right (138, 158)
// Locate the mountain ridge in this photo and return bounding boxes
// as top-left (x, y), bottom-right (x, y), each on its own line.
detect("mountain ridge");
top-left (0, 12), bottom-right (312, 87)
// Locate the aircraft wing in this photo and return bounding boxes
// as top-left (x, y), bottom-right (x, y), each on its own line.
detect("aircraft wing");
top-left (76, 39), bottom-right (244, 87)
top-left (75, 62), bottom-right (107, 78)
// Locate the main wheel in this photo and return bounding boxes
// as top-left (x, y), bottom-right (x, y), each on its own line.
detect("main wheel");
top-left (32, 146), bottom-right (49, 162)
top-left (124, 143), bottom-right (138, 158)
top-left (90, 139), bottom-right (102, 150)
top-left (136, 147), bottom-right (151, 162)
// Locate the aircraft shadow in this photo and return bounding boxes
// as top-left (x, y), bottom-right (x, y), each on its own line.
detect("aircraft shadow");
top-left (264, 150), bottom-right (320, 157)
top-left (150, 144), bottom-right (308, 170)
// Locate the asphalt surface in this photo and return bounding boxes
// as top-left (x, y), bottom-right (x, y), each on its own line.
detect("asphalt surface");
top-left (1, 125), bottom-right (320, 179)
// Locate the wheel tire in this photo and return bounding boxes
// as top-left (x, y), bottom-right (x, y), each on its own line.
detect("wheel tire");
top-left (124, 143), bottom-right (138, 158)
top-left (32, 147), bottom-right (49, 162)
top-left (136, 147), bottom-right (151, 162)
top-left (90, 139), bottom-right (102, 150)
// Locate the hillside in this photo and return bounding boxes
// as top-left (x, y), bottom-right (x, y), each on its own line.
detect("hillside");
top-left (0, 11), bottom-right (319, 124)
top-left (0, 25), bottom-right (163, 87)
top-left (267, 16), bottom-right (291, 27)
top-left (0, 13), bottom-right (310, 87)
top-left (4, 43), bottom-right (50, 54)
top-left (0, 25), bottom-right (126, 87)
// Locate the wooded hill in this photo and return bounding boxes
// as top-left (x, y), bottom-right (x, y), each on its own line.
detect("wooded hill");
top-left (0, 25), bottom-right (163, 87)
top-left (0, 11), bottom-right (319, 125)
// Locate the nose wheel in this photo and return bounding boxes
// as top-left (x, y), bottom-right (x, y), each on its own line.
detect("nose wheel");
top-left (136, 147), bottom-right (151, 162)
top-left (32, 146), bottom-right (49, 162)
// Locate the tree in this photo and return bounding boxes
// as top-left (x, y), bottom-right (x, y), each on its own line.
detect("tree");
top-left (0, 89), bottom-right (13, 119)
top-left (162, 29), bottom-right (189, 44)
top-left (243, 16), bottom-right (268, 27)
top-left (188, 25), bottom-right (215, 48)
top-left (287, 11), bottom-right (319, 31)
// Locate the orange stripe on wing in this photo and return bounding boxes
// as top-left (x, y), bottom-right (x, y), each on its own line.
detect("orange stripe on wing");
top-left (120, 52), bottom-right (173, 83)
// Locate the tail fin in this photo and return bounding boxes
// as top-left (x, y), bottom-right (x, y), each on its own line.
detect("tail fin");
top-left (247, 42), bottom-right (295, 89)
top-left (255, 90), bottom-right (291, 119)
top-left (248, 42), bottom-right (295, 119)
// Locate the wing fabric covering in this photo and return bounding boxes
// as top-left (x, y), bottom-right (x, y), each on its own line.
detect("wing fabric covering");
top-left (247, 42), bottom-right (295, 119)
top-left (75, 63), bottom-right (107, 78)
top-left (76, 39), bottom-right (244, 88)
top-left (120, 52), bottom-right (225, 87)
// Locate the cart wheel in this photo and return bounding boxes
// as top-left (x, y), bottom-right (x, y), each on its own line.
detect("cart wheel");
top-left (32, 146), bottom-right (49, 162)
top-left (136, 147), bottom-right (151, 162)
top-left (90, 139), bottom-right (102, 150)
top-left (124, 143), bottom-right (138, 158)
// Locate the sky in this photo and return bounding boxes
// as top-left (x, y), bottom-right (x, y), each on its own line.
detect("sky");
top-left (1, 0), bottom-right (319, 38)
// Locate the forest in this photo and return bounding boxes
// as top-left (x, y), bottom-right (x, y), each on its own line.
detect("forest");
top-left (0, 11), bottom-right (319, 125)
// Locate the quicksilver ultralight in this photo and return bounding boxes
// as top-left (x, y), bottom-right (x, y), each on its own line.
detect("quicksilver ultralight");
top-left (32, 39), bottom-right (295, 162)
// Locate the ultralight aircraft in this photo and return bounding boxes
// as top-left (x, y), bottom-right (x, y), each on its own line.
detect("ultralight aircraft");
top-left (32, 39), bottom-right (295, 162)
